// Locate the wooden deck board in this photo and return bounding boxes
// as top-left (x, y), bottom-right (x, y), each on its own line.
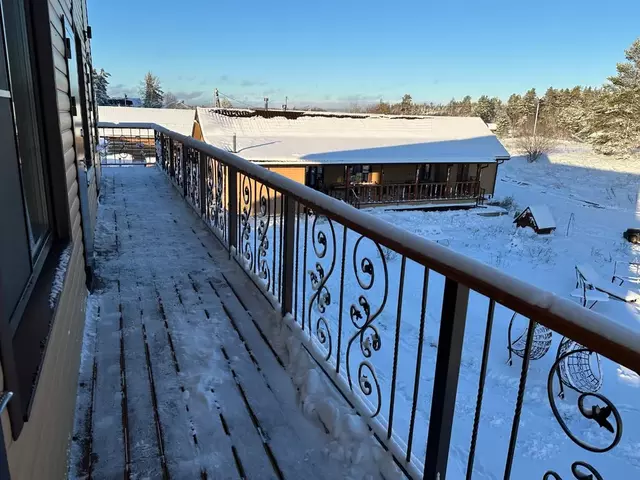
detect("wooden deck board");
top-left (70, 167), bottom-right (348, 479)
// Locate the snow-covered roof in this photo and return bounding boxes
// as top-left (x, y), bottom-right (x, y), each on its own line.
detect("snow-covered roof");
top-left (523, 205), bottom-right (556, 230)
top-left (195, 108), bottom-right (510, 165)
top-left (98, 106), bottom-right (195, 136)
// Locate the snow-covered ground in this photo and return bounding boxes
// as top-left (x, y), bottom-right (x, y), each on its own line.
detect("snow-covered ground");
top-left (235, 142), bottom-right (640, 479)
top-left (356, 142), bottom-right (640, 478)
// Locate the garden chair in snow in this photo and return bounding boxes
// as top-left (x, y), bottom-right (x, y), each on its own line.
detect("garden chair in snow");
top-left (574, 264), bottom-right (639, 308)
top-left (611, 261), bottom-right (640, 286)
top-left (554, 337), bottom-right (603, 398)
top-left (507, 312), bottom-right (553, 365)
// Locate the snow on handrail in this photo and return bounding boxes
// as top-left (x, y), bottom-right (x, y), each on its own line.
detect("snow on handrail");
top-left (98, 121), bottom-right (640, 373)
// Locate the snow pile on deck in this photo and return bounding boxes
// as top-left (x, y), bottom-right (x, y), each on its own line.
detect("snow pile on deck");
top-left (247, 291), bottom-right (401, 479)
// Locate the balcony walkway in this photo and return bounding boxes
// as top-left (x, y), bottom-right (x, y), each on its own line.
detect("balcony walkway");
top-left (69, 166), bottom-right (346, 479)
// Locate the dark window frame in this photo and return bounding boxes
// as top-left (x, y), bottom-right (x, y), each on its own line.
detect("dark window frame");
top-left (0, 0), bottom-right (77, 439)
top-left (72, 28), bottom-right (92, 168)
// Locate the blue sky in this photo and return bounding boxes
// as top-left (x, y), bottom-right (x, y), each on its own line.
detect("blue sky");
top-left (89, 0), bottom-right (640, 108)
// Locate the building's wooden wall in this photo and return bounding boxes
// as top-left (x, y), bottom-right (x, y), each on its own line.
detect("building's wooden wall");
top-left (0, 0), bottom-right (96, 477)
top-left (381, 164), bottom-right (416, 183)
top-left (192, 120), bottom-right (203, 141)
top-left (3, 241), bottom-right (86, 479)
top-left (478, 163), bottom-right (497, 195)
top-left (323, 165), bottom-right (344, 185)
top-left (267, 166), bottom-right (305, 185)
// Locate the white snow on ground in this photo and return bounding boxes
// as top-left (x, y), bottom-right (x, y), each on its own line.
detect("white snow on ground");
top-left (49, 244), bottom-right (72, 308)
top-left (233, 141), bottom-right (640, 479)
top-left (363, 142), bottom-right (640, 478)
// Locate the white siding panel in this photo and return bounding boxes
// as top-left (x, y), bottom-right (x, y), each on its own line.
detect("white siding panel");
top-left (57, 90), bottom-right (70, 112)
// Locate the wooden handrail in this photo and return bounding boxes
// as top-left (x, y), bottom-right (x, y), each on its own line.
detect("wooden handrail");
top-left (98, 121), bottom-right (640, 373)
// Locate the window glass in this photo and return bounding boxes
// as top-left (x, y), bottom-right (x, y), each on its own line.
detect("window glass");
top-left (2, 0), bottom-right (51, 256)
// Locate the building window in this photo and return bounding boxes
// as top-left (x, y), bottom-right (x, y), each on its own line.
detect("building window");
top-left (305, 166), bottom-right (324, 191)
top-left (351, 164), bottom-right (371, 183)
top-left (1, 0), bottom-right (54, 319)
top-left (0, 0), bottom-right (74, 437)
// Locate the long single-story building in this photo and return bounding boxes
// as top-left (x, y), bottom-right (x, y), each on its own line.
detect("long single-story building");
top-left (192, 107), bottom-right (510, 208)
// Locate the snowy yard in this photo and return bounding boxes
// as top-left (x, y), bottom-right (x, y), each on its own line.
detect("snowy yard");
top-left (238, 142), bottom-right (640, 478)
top-left (354, 143), bottom-right (640, 478)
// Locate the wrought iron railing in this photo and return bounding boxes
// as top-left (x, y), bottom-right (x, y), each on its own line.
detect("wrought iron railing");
top-left (98, 122), bottom-right (640, 480)
top-left (328, 181), bottom-right (481, 207)
top-left (98, 127), bottom-right (157, 165)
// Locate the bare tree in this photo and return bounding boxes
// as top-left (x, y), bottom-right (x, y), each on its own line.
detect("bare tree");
top-left (515, 131), bottom-right (556, 162)
top-left (163, 92), bottom-right (178, 108)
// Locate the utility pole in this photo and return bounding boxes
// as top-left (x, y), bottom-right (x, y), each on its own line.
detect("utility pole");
top-left (264, 97), bottom-right (269, 110)
top-left (282, 96), bottom-right (288, 111)
top-left (533, 98), bottom-right (542, 137)
top-left (214, 88), bottom-right (220, 108)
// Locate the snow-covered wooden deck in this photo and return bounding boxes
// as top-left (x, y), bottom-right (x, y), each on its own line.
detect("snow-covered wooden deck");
top-left (69, 167), bottom-right (344, 479)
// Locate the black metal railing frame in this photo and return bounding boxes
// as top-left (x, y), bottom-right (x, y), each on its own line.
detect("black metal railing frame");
top-left (99, 122), bottom-right (640, 480)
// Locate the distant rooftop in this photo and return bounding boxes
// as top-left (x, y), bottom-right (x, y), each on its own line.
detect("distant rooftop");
top-left (98, 106), bottom-right (195, 136)
top-left (196, 107), bottom-right (510, 165)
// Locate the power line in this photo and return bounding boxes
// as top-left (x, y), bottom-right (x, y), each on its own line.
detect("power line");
top-left (216, 90), bottom-right (260, 109)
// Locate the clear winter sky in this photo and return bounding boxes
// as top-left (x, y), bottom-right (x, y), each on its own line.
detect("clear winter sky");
top-left (88, 0), bottom-right (640, 108)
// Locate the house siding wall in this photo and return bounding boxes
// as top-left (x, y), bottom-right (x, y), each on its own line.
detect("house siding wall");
top-left (267, 166), bottom-right (306, 185)
top-left (324, 165), bottom-right (344, 185)
top-left (381, 164), bottom-right (416, 184)
top-left (193, 120), bottom-right (203, 141)
top-left (3, 242), bottom-right (86, 479)
top-left (1, 0), bottom-right (94, 477)
top-left (479, 163), bottom-right (498, 195)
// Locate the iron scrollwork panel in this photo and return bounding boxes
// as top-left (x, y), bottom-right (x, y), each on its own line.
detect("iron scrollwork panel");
top-left (239, 174), bottom-right (254, 271)
top-left (306, 213), bottom-right (337, 362)
top-left (154, 131), bottom-right (162, 166)
top-left (238, 176), bottom-right (278, 292)
top-left (345, 235), bottom-right (389, 418)
top-left (174, 142), bottom-right (183, 187)
top-left (184, 148), bottom-right (200, 209)
top-left (544, 347), bottom-right (624, 479)
top-left (256, 183), bottom-right (272, 292)
top-left (206, 157), bottom-right (226, 240)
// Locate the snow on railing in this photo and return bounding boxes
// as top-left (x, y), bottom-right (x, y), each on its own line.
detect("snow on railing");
top-left (99, 122), bottom-right (640, 480)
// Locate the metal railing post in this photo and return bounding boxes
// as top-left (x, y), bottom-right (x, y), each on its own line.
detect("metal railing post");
top-left (159, 131), bottom-right (165, 169)
top-left (199, 151), bottom-right (207, 217)
top-left (424, 278), bottom-right (469, 480)
top-left (181, 145), bottom-right (188, 197)
top-left (228, 166), bottom-right (238, 253)
top-left (281, 194), bottom-right (296, 316)
top-left (169, 138), bottom-right (175, 178)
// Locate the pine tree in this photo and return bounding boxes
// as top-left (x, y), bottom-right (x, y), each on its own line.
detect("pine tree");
top-left (140, 72), bottom-right (164, 108)
top-left (586, 38), bottom-right (640, 154)
top-left (459, 95), bottom-right (473, 116)
top-left (399, 94), bottom-right (413, 113)
top-left (93, 68), bottom-right (110, 106)
top-left (506, 94), bottom-right (525, 130)
top-left (473, 95), bottom-right (496, 123)
top-left (495, 107), bottom-right (510, 136)
top-left (521, 88), bottom-right (538, 124)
